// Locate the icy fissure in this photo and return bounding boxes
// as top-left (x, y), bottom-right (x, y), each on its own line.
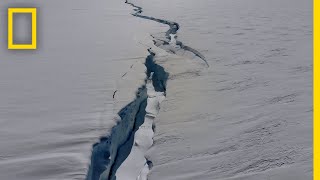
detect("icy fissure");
top-left (86, 85), bottom-right (147, 180)
top-left (86, 49), bottom-right (168, 180)
top-left (110, 74), bottom-right (166, 180)
top-left (110, 51), bottom-right (167, 180)
top-left (87, 0), bottom-right (208, 179)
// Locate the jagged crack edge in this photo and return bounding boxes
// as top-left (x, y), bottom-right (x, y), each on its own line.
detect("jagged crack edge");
top-left (86, 85), bottom-right (147, 180)
top-left (86, 50), bottom-right (169, 180)
top-left (108, 50), bottom-right (169, 180)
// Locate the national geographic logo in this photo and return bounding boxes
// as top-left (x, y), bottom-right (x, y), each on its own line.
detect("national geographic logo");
top-left (7, 8), bottom-right (37, 50)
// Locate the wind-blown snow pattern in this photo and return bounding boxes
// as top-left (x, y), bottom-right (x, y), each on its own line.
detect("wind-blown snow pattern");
top-left (0, 0), bottom-right (164, 180)
top-left (136, 0), bottom-right (312, 180)
top-left (0, 0), bottom-right (311, 180)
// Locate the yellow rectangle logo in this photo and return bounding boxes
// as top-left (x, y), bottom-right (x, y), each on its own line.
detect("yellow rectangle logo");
top-left (8, 8), bottom-right (37, 50)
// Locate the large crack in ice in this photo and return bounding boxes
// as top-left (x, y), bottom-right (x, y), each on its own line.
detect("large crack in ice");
top-left (86, 49), bottom-right (168, 180)
top-left (86, 86), bottom-right (147, 180)
top-left (125, 0), bottom-right (209, 67)
top-left (109, 50), bottom-right (168, 180)
top-left (117, 73), bottom-right (165, 180)
top-left (87, 0), bottom-right (207, 179)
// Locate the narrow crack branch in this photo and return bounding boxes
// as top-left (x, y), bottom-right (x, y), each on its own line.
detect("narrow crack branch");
top-left (125, 0), bottom-right (209, 67)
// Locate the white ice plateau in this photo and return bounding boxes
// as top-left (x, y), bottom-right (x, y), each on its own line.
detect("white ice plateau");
top-left (0, 0), bottom-right (312, 180)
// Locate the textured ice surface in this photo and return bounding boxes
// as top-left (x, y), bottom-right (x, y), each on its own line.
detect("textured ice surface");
top-left (0, 0), bottom-right (312, 179)
top-left (132, 0), bottom-right (312, 179)
top-left (0, 0), bottom-right (156, 179)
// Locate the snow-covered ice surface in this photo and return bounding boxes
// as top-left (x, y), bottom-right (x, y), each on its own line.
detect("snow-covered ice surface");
top-left (127, 0), bottom-right (312, 179)
top-left (0, 0), bottom-right (312, 179)
top-left (0, 0), bottom-right (161, 179)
